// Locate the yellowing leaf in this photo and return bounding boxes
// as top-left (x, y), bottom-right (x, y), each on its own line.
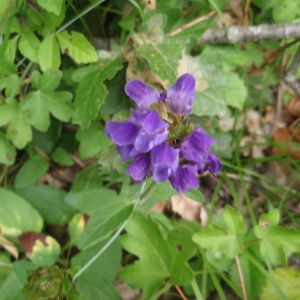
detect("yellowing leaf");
top-left (57, 31), bottom-right (98, 64)
top-left (36, 0), bottom-right (63, 16)
top-left (261, 268), bottom-right (300, 300)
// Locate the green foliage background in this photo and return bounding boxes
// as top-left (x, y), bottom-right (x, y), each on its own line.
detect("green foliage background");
top-left (0, 0), bottom-right (300, 299)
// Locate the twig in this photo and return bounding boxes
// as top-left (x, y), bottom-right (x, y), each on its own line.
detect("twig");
top-left (198, 23), bottom-right (300, 44)
top-left (175, 285), bottom-right (188, 300)
top-left (235, 255), bottom-right (248, 300)
top-left (168, 10), bottom-right (215, 36)
top-left (284, 46), bottom-right (300, 97)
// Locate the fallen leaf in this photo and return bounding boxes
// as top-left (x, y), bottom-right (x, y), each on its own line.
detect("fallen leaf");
top-left (0, 235), bottom-right (18, 259)
top-left (171, 194), bottom-right (208, 226)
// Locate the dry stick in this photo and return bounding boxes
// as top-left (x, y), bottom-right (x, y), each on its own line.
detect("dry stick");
top-left (284, 47), bottom-right (300, 97)
top-left (197, 23), bottom-right (300, 44)
top-left (168, 10), bottom-right (215, 36)
top-left (235, 255), bottom-right (248, 300)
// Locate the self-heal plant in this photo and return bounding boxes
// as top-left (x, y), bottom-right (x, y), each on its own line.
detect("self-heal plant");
top-left (105, 74), bottom-right (221, 193)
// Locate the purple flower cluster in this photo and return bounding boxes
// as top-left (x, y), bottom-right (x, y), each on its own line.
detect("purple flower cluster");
top-left (105, 74), bottom-right (221, 193)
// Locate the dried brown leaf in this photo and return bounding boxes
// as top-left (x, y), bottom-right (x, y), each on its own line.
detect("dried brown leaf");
top-left (0, 235), bottom-right (18, 259)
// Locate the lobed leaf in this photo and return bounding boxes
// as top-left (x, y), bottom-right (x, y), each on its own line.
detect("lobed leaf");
top-left (120, 212), bottom-right (194, 298)
top-left (192, 205), bottom-right (247, 259)
top-left (254, 209), bottom-right (300, 265)
top-left (72, 49), bottom-right (123, 129)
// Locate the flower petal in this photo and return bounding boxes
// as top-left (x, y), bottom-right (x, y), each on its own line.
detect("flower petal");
top-left (125, 80), bottom-right (160, 110)
top-left (180, 127), bottom-right (216, 163)
top-left (169, 165), bottom-right (199, 193)
top-left (151, 144), bottom-right (179, 182)
top-left (116, 144), bottom-right (140, 161)
top-left (167, 73), bottom-right (195, 117)
top-left (105, 121), bottom-right (139, 146)
top-left (206, 153), bottom-right (222, 174)
top-left (126, 155), bottom-right (151, 182)
top-left (134, 110), bottom-right (169, 134)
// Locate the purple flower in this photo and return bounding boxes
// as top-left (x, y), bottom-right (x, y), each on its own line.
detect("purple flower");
top-left (151, 144), bottom-right (180, 182)
top-left (169, 165), bottom-right (199, 194)
top-left (167, 73), bottom-right (195, 117)
top-left (180, 127), bottom-right (220, 173)
top-left (126, 155), bottom-right (151, 182)
top-left (105, 120), bottom-right (139, 146)
top-left (125, 80), bottom-right (160, 110)
top-left (105, 73), bottom-right (221, 193)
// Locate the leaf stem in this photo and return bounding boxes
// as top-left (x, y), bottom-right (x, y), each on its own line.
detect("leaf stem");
top-left (235, 254), bottom-right (248, 300)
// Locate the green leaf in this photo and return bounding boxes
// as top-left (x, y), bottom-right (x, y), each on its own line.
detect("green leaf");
top-left (181, 54), bottom-right (230, 118)
top-left (14, 155), bottom-right (49, 189)
top-left (2, 35), bottom-right (19, 65)
top-left (76, 122), bottom-right (112, 159)
top-left (38, 34), bottom-right (61, 71)
top-left (71, 164), bottom-right (104, 192)
top-left (57, 31), bottom-right (98, 64)
top-left (31, 119), bottom-right (61, 155)
top-left (46, 91), bottom-right (73, 121)
top-left (37, 0), bottom-right (63, 15)
top-left (75, 280), bottom-right (121, 300)
top-left (0, 134), bottom-right (16, 165)
top-left (133, 31), bottom-right (184, 84)
top-left (210, 131), bottom-right (233, 159)
top-left (14, 184), bottom-right (75, 226)
top-left (68, 213), bottom-right (85, 246)
top-left (20, 70), bottom-right (73, 131)
top-left (65, 187), bottom-right (117, 215)
top-left (72, 49), bottom-right (123, 128)
top-left (21, 91), bottom-right (50, 131)
top-left (41, 4), bottom-right (65, 30)
top-left (273, 0), bottom-right (300, 23)
top-left (254, 209), bottom-right (300, 265)
top-left (98, 144), bottom-right (125, 173)
top-left (0, 188), bottom-right (43, 244)
top-left (18, 28), bottom-right (40, 63)
top-left (229, 252), bottom-right (266, 299)
top-left (72, 239), bottom-right (121, 285)
top-left (6, 110), bottom-right (32, 149)
top-left (0, 270), bottom-right (25, 300)
top-left (31, 69), bottom-right (62, 92)
top-left (0, 0), bottom-right (13, 16)
top-left (192, 205), bottom-right (247, 259)
top-left (120, 212), bottom-right (194, 298)
top-left (0, 74), bottom-right (22, 97)
top-left (51, 147), bottom-right (74, 166)
top-left (260, 268), bottom-right (300, 300)
top-left (77, 196), bottom-right (134, 249)
top-left (0, 98), bottom-right (18, 126)
top-left (225, 72), bottom-right (247, 110)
